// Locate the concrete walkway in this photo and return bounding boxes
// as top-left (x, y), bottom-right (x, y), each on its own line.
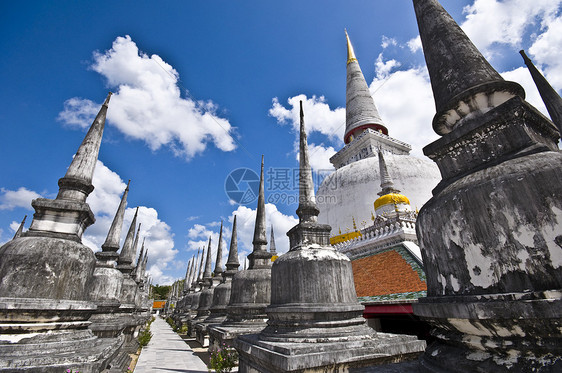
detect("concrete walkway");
top-left (134, 317), bottom-right (209, 373)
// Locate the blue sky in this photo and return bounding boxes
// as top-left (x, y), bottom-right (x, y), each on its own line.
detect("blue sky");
top-left (1, 0), bottom-right (561, 284)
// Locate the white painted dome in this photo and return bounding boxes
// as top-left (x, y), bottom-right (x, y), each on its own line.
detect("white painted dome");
top-left (317, 153), bottom-right (441, 234)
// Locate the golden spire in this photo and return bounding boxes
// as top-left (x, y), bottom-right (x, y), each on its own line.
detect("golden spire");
top-left (345, 29), bottom-right (357, 65)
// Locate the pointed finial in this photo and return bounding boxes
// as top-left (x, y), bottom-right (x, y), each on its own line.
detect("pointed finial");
top-left (378, 151), bottom-right (400, 196)
top-left (225, 215), bottom-right (240, 272)
top-left (118, 207), bottom-right (139, 269)
top-left (197, 246), bottom-right (205, 282)
top-left (413, 0), bottom-right (524, 135)
top-left (269, 225), bottom-right (277, 254)
top-left (252, 155), bottom-right (268, 252)
top-left (102, 181), bottom-right (130, 253)
top-left (56, 92), bottom-right (113, 202)
top-left (141, 246), bottom-right (149, 278)
top-left (214, 221), bottom-right (224, 275)
top-left (296, 101), bottom-right (320, 224)
top-left (202, 236), bottom-right (213, 282)
top-left (132, 223), bottom-right (142, 264)
top-left (520, 50), bottom-right (562, 135)
top-left (183, 257), bottom-right (192, 292)
top-left (13, 215), bottom-right (27, 239)
top-left (345, 29), bottom-right (357, 65)
top-left (352, 217), bottom-right (357, 231)
top-left (192, 248), bottom-right (201, 287)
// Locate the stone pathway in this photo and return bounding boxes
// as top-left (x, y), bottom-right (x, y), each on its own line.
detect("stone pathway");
top-left (134, 317), bottom-right (209, 373)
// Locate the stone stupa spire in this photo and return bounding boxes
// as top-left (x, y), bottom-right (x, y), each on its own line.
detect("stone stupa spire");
top-left (183, 257), bottom-right (193, 293)
top-left (202, 236), bottom-right (213, 285)
top-left (225, 215), bottom-right (240, 273)
top-left (27, 93), bottom-right (112, 241)
top-left (269, 225), bottom-right (277, 255)
top-left (12, 215), bottom-right (26, 239)
top-left (197, 246), bottom-right (205, 283)
top-left (134, 238), bottom-right (145, 281)
top-left (140, 247), bottom-right (148, 279)
top-left (248, 155), bottom-right (271, 269)
top-left (413, 0), bottom-right (524, 135)
top-left (117, 207), bottom-right (139, 273)
top-left (101, 180), bottom-right (130, 254)
top-left (191, 248), bottom-right (201, 289)
top-left (377, 151), bottom-right (400, 196)
top-left (214, 221), bottom-right (224, 276)
top-left (296, 101), bottom-right (320, 224)
top-left (57, 93), bottom-right (113, 203)
top-left (132, 223), bottom-right (141, 263)
top-left (520, 50), bottom-right (562, 134)
top-left (253, 156), bottom-right (267, 251)
top-left (344, 30), bottom-right (387, 144)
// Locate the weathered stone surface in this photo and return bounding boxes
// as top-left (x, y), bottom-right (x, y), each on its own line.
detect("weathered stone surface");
top-left (412, 1), bottom-right (562, 370)
top-left (0, 237), bottom-right (96, 300)
top-left (237, 332), bottom-right (424, 373)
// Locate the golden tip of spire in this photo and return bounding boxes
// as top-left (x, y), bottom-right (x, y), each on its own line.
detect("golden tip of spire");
top-left (345, 30), bottom-right (357, 65)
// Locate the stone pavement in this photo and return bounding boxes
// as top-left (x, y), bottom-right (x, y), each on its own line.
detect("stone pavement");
top-left (134, 316), bottom-right (209, 373)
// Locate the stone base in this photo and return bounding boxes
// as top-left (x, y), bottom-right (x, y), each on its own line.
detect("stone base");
top-left (194, 323), bottom-right (210, 347)
top-left (208, 322), bottom-right (266, 349)
top-left (414, 291), bottom-right (562, 372)
top-left (0, 329), bottom-right (121, 373)
top-left (236, 332), bottom-right (426, 372)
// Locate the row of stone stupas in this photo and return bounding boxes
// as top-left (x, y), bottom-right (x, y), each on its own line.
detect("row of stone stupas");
top-left (170, 0), bottom-right (562, 371)
top-left (169, 101), bottom-right (427, 371)
top-left (0, 93), bottom-right (152, 373)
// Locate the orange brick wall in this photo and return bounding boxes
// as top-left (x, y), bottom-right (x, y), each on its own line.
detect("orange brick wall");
top-left (351, 250), bottom-right (427, 297)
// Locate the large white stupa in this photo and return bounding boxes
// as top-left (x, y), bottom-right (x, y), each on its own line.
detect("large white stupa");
top-left (317, 31), bottom-right (441, 236)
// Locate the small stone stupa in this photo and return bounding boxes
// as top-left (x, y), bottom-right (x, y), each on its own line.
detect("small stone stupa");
top-left (206, 216), bottom-right (240, 347)
top-left (195, 225), bottom-right (226, 346)
top-left (236, 102), bottom-right (426, 372)
top-left (208, 156), bottom-right (273, 348)
top-left (194, 235), bottom-right (215, 321)
top-left (0, 93), bottom-right (121, 372)
top-left (87, 182), bottom-right (129, 338)
top-left (412, 0), bottom-right (562, 372)
top-left (269, 225), bottom-right (278, 262)
top-left (187, 245), bottom-right (206, 332)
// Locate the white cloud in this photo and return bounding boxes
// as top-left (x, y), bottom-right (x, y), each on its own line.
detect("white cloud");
top-left (407, 36), bottom-right (422, 53)
top-left (0, 187), bottom-right (41, 210)
top-left (184, 204), bottom-right (298, 271)
top-left (58, 35), bottom-right (236, 160)
top-left (460, 0), bottom-right (562, 59)
top-left (369, 62), bottom-right (438, 157)
top-left (307, 144), bottom-right (336, 171)
top-left (58, 98), bottom-right (100, 129)
top-left (528, 15), bottom-right (562, 90)
top-left (501, 67), bottom-right (548, 115)
top-left (269, 95), bottom-right (344, 171)
top-left (269, 95), bottom-right (345, 143)
top-left (228, 203), bottom-right (298, 259)
top-left (381, 36), bottom-right (398, 49)
top-left (9, 221), bottom-right (21, 234)
top-left (374, 54), bottom-right (401, 79)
